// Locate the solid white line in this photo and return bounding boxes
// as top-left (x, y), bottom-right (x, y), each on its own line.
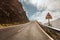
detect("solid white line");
top-left (37, 23), bottom-right (54, 40)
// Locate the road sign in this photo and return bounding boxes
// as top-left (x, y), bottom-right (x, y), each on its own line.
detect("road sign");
top-left (45, 12), bottom-right (52, 26)
top-left (46, 12), bottom-right (52, 19)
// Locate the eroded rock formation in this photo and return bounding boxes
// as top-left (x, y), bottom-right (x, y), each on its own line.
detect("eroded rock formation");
top-left (0, 0), bottom-right (29, 24)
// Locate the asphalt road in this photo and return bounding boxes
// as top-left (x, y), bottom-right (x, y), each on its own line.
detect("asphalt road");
top-left (0, 21), bottom-right (53, 40)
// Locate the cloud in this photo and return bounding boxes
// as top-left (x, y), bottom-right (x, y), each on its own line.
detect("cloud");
top-left (47, 0), bottom-right (60, 11)
top-left (19, 0), bottom-right (39, 17)
top-left (19, 0), bottom-right (60, 23)
top-left (30, 11), bottom-right (48, 23)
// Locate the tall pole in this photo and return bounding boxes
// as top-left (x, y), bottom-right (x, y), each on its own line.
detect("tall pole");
top-left (48, 19), bottom-right (51, 26)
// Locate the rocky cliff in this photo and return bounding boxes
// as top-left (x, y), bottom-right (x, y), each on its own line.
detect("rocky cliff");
top-left (0, 0), bottom-right (29, 24)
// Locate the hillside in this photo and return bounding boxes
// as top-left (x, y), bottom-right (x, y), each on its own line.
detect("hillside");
top-left (0, 0), bottom-right (29, 24)
top-left (45, 18), bottom-right (60, 29)
top-left (51, 18), bottom-right (60, 29)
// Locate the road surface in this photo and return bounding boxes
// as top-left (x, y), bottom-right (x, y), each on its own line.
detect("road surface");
top-left (0, 21), bottom-right (53, 40)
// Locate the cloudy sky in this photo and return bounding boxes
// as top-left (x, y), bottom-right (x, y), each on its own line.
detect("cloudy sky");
top-left (19, 0), bottom-right (60, 23)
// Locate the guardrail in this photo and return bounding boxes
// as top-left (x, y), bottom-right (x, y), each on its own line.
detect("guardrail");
top-left (37, 22), bottom-right (60, 40)
top-left (44, 25), bottom-right (60, 33)
top-left (41, 25), bottom-right (60, 40)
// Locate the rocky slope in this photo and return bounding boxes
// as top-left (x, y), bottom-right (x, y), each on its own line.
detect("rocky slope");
top-left (0, 0), bottom-right (29, 24)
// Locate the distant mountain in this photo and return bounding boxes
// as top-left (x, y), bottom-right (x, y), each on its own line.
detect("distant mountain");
top-left (45, 18), bottom-right (60, 29)
top-left (51, 18), bottom-right (60, 29)
top-left (0, 0), bottom-right (29, 24)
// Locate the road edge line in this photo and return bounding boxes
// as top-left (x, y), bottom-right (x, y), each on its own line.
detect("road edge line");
top-left (36, 22), bottom-right (54, 40)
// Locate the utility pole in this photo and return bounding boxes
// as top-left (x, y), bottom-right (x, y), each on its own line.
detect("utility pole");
top-left (45, 12), bottom-right (52, 26)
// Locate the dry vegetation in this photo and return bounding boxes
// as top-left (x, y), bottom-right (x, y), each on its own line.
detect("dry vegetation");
top-left (0, 22), bottom-right (21, 28)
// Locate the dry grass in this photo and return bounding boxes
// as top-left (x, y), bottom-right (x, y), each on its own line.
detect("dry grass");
top-left (0, 22), bottom-right (21, 28)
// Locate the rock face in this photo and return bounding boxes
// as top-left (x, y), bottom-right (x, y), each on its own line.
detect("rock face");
top-left (0, 0), bottom-right (29, 24)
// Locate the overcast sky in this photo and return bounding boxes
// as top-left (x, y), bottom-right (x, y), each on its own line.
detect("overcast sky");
top-left (19, 0), bottom-right (60, 23)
